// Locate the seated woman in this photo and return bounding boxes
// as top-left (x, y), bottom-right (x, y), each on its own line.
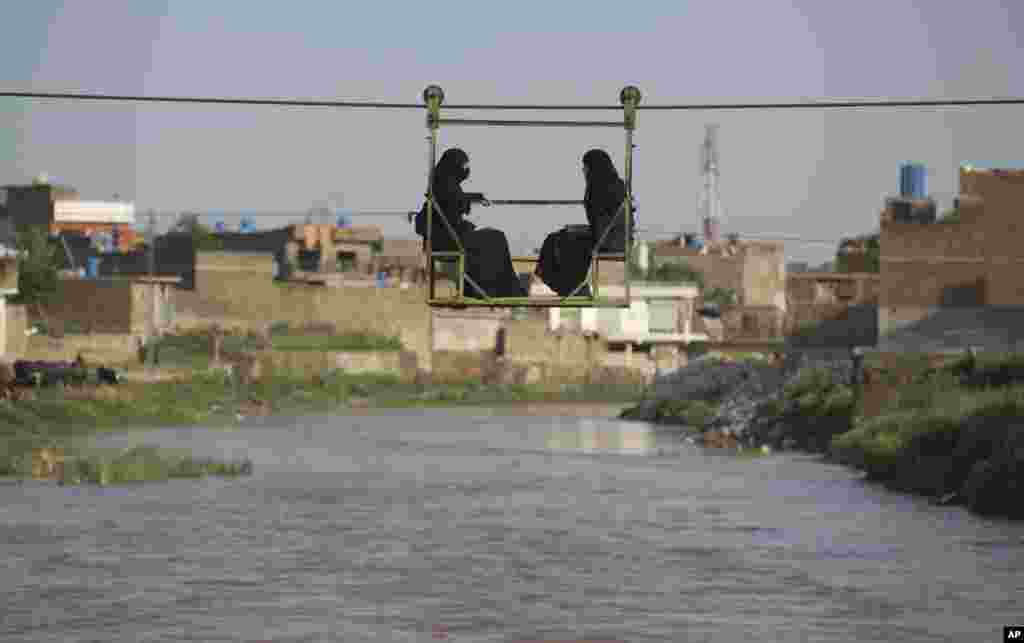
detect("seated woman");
top-left (535, 149), bottom-right (635, 297)
top-left (414, 148), bottom-right (527, 298)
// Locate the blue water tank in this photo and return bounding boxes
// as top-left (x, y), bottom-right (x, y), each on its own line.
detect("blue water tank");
top-left (376, 271), bottom-right (387, 288)
top-left (86, 256), bottom-right (100, 279)
top-left (900, 163), bottom-right (928, 200)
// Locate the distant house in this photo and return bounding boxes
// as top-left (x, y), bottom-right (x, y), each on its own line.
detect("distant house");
top-left (211, 223), bottom-right (426, 284)
top-left (1, 183), bottom-right (139, 251)
top-left (56, 230), bottom-right (196, 291)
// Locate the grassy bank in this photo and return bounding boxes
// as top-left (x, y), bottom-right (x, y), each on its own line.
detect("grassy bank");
top-left (0, 368), bottom-right (645, 480)
top-left (829, 354), bottom-right (1024, 519)
top-left (2, 444), bottom-right (252, 486)
top-left (746, 355), bottom-right (1024, 519)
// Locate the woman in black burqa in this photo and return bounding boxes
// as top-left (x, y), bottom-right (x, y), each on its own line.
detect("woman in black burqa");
top-left (535, 148), bottom-right (635, 297)
top-left (414, 148), bottom-right (527, 298)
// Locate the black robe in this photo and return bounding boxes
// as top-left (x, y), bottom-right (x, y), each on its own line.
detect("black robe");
top-left (415, 149), bottom-right (526, 298)
top-left (536, 151), bottom-right (635, 297)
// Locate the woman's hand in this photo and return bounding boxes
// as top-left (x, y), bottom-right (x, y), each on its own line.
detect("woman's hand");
top-left (480, 199), bottom-right (492, 207)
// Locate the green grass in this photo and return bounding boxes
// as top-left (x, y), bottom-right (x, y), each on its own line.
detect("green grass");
top-left (824, 353), bottom-right (1024, 518)
top-left (642, 399), bottom-right (719, 429)
top-left (0, 369), bottom-right (645, 481)
top-left (271, 332), bottom-right (401, 352)
top-left (59, 445), bottom-right (252, 486)
top-left (152, 329), bottom-right (403, 369)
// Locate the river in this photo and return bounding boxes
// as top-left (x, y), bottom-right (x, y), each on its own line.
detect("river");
top-left (2, 406), bottom-right (1022, 642)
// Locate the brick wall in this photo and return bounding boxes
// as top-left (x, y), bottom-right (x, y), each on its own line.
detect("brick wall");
top-left (718, 304), bottom-right (785, 341)
top-left (787, 273), bottom-right (879, 306)
top-left (41, 279), bottom-right (134, 334)
top-left (24, 332), bottom-right (140, 364)
top-left (960, 168), bottom-right (1024, 230)
top-left (174, 254), bottom-right (433, 366)
top-left (653, 241), bottom-right (785, 309)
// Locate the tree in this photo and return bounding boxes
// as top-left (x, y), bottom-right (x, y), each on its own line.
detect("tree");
top-left (939, 208), bottom-right (960, 223)
top-left (628, 257), bottom-right (705, 287)
top-left (173, 212), bottom-right (223, 251)
top-left (835, 233), bottom-right (880, 273)
top-left (9, 224), bottom-right (60, 308)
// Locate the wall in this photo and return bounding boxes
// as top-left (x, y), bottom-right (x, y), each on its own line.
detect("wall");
top-left (2, 302), bottom-right (27, 359)
top-left (783, 272), bottom-right (880, 347)
top-left (42, 279), bottom-right (134, 334)
top-left (130, 282), bottom-right (176, 334)
top-left (786, 303), bottom-right (879, 348)
top-left (741, 242), bottom-right (787, 310)
top-left (959, 168), bottom-right (1024, 230)
top-left (256, 349), bottom-right (405, 380)
top-left (787, 273), bottom-right (879, 306)
top-left (24, 332), bottom-right (140, 364)
top-left (653, 243), bottom-right (745, 298)
top-left (175, 250), bottom-right (433, 365)
top-left (653, 240), bottom-right (786, 310)
top-left (433, 309), bottom-right (508, 352)
top-left (713, 304), bottom-right (786, 341)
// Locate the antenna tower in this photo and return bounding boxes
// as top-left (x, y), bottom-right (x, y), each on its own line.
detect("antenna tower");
top-left (696, 124), bottom-right (723, 243)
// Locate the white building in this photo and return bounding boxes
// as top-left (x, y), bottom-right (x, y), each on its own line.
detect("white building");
top-left (540, 281), bottom-right (709, 345)
top-left (0, 243), bottom-right (19, 359)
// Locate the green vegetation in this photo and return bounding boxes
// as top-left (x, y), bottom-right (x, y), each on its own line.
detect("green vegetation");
top-left (703, 286), bottom-right (737, 307)
top-left (834, 233), bottom-right (880, 273)
top-left (644, 399), bottom-right (719, 429)
top-left (755, 367), bottom-right (858, 452)
top-left (150, 327), bottom-right (403, 371)
top-left (271, 331), bottom-right (401, 352)
top-left (628, 258), bottom-right (704, 286)
top-left (10, 224), bottom-right (61, 307)
top-left (825, 352), bottom-right (1024, 518)
top-left (0, 368), bottom-right (645, 481)
top-left (173, 212), bottom-right (223, 251)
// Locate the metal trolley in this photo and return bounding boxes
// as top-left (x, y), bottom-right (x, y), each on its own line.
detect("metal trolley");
top-left (421, 84), bottom-right (641, 309)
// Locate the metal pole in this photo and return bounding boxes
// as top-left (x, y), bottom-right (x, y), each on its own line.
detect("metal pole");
top-left (625, 128), bottom-right (634, 306)
top-left (146, 211), bottom-right (157, 368)
top-left (427, 131), bottom-right (437, 301)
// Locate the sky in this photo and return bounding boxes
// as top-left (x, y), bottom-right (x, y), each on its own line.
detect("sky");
top-left (1, 0), bottom-right (1022, 264)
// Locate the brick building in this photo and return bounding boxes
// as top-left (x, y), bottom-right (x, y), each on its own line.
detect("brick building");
top-left (879, 166), bottom-right (1024, 352)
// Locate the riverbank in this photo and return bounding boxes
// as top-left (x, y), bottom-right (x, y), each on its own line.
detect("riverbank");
top-left (0, 369), bottom-right (645, 479)
top-left (619, 351), bottom-right (1024, 520)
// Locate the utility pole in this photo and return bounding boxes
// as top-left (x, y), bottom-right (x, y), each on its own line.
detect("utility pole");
top-left (146, 210), bottom-right (158, 368)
